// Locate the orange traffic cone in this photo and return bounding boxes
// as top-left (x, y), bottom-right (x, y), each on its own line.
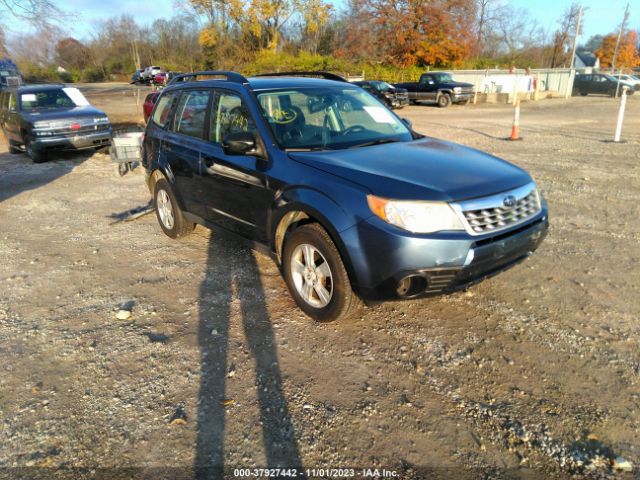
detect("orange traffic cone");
top-left (507, 100), bottom-right (522, 141)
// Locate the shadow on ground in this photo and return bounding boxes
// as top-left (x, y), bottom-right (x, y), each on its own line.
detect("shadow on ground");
top-left (194, 232), bottom-right (304, 478)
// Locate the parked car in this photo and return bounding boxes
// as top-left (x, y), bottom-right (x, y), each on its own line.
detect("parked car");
top-left (0, 58), bottom-right (22, 89)
top-left (611, 74), bottom-right (640, 90)
top-left (142, 71), bottom-right (548, 322)
top-left (353, 80), bottom-right (409, 109)
top-left (153, 71), bottom-right (181, 86)
top-left (142, 66), bottom-right (162, 83)
top-left (143, 91), bottom-right (159, 123)
top-left (0, 84), bottom-right (112, 163)
top-left (131, 69), bottom-right (144, 84)
top-left (573, 73), bottom-right (636, 97)
top-left (395, 72), bottom-right (474, 107)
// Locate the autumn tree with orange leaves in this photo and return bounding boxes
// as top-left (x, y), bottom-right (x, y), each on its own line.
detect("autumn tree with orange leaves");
top-left (595, 30), bottom-right (640, 69)
top-left (344, 0), bottom-right (476, 67)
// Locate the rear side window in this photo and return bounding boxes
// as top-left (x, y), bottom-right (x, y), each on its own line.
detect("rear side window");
top-left (152, 92), bottom-right (177, 128)
top-left (172, 89), bottom-right (211, 139)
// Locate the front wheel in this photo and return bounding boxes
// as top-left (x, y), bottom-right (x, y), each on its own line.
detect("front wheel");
top-left (283, 223), bottom-right (361, 322)
top-left (25, 137), bottom-right (45, 163)
top-left (437, 93), bottom-right (451, 108)
top-left (153, 178), bottom-right (194, 239)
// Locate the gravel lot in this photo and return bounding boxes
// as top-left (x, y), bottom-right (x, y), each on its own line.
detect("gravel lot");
top-left (0, 86), bottom-right (639, 479)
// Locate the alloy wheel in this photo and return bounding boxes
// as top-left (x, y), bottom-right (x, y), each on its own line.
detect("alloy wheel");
top-left (156, 189), bottom-right (174, 230)
top-left (290, 243), bottom-right (333, 308)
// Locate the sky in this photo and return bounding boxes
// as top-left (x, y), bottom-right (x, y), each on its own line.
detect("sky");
top-left (2, 0), bottom-right (639, 46)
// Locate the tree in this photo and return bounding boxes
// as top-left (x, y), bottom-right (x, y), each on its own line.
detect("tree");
top-left (55, 37), bottom-right (89, 70)
top-left (0, 26), bottom-right (8, 57)
top-left (491, 5), bottom-right (544, 64)
top-left (580, 34), bottom-right (603, 52)
top-left (341, 0), bottom-right (476, 68)
top-left (0, 0), bottom-right (62, 27)
top-left (299, 0), bottom-right (332, 54)
top-left (474, 0), bottom-right (502, 57)
top-left (549, 2), bottom-right (581, 67)
top-left (596, 30), bottom-right (640, 68)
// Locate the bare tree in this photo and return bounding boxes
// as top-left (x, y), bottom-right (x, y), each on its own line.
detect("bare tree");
top-left (549, 2), bottom-right (581, 67)
top-left (0, 0), bottom-right (62, 27)
top-left (475, 0), bottom-right (502, 57)
top-left (0, 26), bottom-right (9, 57)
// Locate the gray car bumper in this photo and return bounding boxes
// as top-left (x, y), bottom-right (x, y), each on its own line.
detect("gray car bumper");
top-left (32, 129), bottom-right (112, 151)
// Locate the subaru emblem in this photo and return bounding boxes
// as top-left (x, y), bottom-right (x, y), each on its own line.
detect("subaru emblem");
top-left (503, 195), bottom-right (516, 208)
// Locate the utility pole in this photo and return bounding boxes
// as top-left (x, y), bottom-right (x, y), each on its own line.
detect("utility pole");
top-left (570, 5), bottom-right (583, 69)
top-left (612, 3), bottom-right (630, 70)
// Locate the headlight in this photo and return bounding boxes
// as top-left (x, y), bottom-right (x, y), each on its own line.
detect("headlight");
top-left (453, 87), bottom-right (462, 93)
top-left (33, 121), bottom-right (51, 129)
top-left (94, 117), bottom-right (110, 124)
top-left (367, 195), bottom-right (464, 233)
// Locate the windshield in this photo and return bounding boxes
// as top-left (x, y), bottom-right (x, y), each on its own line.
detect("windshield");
top-left (371, 81), bottom-right (392, 92)
top-left (20, 89), bottom-right (76, 111)
top-left (256, 87), bottom-right (412, 151)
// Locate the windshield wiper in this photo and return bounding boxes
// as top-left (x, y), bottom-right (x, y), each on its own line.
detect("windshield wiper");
top-left (349, 138), bottom-right (400, 149)
top-left (285, 147), bottom-right (329, 152)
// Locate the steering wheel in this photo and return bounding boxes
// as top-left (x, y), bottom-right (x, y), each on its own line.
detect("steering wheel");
top-left (342, 125), bottom-right (367, 136)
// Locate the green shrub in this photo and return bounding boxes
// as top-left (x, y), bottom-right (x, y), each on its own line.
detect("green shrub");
top-left (81, 67), bottom-right (106, 83)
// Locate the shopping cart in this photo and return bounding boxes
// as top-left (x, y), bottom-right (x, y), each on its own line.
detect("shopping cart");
top-left (110, 126), bottom-right (144, 176)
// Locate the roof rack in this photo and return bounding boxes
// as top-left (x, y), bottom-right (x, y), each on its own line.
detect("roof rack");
top-left (254, 71), bottom-right (348, 83)
top-left (168, 71), bottom-right (248, 85)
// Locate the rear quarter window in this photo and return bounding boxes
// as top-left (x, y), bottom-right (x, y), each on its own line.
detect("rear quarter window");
top-left (151, 91), bottom-right (178, 128)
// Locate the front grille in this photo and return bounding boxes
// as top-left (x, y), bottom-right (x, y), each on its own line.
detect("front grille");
top-left (455, 183), bottom-right (541, 235)
top-left (460, 87), bottom-right (474, 94)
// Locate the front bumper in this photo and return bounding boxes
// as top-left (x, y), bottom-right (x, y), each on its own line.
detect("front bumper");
top-left (391, 96), bottom-right (410, 108)
top-left (342, 208), bottom-right (548, 300)
top-left (32, 129), bottom-right (112, 151)
top-left (452, 92), bottom-right (473, 103)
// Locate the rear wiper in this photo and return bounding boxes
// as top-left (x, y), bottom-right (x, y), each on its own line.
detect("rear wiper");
top-left (349, 138), bottom-right (400, 148)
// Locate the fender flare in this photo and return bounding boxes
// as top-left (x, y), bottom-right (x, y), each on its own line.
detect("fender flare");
top-left (269, 187), bottom-right (359, 284)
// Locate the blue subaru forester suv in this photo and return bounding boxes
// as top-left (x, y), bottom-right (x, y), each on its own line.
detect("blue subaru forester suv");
top-left (142, 71), bottom-right (548, 322)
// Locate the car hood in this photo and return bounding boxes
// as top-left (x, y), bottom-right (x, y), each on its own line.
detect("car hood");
top-left (289, 138), bottom-right (532, 201)
top-left (22, 106), bottom-right (107, 122)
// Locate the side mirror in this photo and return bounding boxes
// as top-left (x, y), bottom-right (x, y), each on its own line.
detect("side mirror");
top-left (222, 131), bottom-right (256, 155)
top-left (401, 118), bottom-right (413, 129)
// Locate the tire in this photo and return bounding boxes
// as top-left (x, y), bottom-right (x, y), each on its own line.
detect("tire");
top-left (153, 178), bottom-right (194, 239)
top-left (437, 93), bottom-right (451, 108)
top-left (8, 143), bottom-right (21, 154)
top-left (282, 223), bottom-right (361, 322)
top-left (117, 162), bottom-right (129, 177)
top-left (580, 91), bottom-right (588, 96)
top-left (25, 136), bottom-right (45, 163)
top-left (409, 99), bottom-right (417, 105)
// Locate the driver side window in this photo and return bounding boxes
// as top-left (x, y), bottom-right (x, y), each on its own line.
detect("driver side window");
top-left (210, 91), bottom-right (256, 144)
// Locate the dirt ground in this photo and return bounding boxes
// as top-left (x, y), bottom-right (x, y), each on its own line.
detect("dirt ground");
top-left (0, 85), bottom-right (639, 480)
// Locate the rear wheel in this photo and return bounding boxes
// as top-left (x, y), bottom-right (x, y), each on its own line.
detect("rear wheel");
top-left (283, 223), bottom-right (361, 322)
top-left (580, 91), bottom-right (588, 96)
top-left (153, 178), bottom-right (194, 239)
top-left (437, 93), bottom-right (451, 108)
